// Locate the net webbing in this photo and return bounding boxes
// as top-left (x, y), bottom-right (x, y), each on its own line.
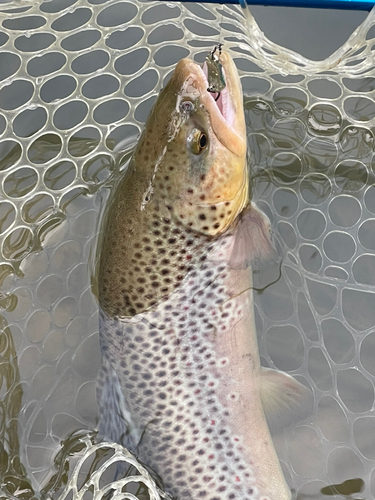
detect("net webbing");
top-left (0, 1), bottom-right (375, 498)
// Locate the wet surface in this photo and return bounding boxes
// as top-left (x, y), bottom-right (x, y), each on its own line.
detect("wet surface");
top-left (0, 1), bottom-right (375, 499)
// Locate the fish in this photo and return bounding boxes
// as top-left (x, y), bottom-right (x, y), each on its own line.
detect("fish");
top-left (97, 48), bottom-right (307, 500)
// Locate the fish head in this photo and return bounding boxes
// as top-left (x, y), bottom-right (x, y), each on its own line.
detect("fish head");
top-left (134, 50), bottom-right (248, 236)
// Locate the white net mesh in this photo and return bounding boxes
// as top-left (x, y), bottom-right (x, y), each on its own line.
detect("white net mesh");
top-left (1, 0), bottom-right (375, 499)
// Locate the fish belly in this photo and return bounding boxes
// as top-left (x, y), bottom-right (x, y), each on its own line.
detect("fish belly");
top-left (98, 238), bottom-right (290, 500)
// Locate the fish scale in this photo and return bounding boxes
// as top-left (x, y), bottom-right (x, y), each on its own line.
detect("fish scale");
top-left (99, 175), bottom-right (210, 318)
top-left (99, 232), bottom-right (263, 499)
top-left (98, 51), bottom-right (301, 500)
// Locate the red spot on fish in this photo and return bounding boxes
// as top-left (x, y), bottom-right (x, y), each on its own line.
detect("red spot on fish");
top-left (210, 420), bottom-right (215, 425)
top-left (208, 382), bottom-right (214, 386)
top-left (186, 255), bottom-right (192, 260)
top-left (194, 389), bottom-right (201, 394)
top-left (235, 476), bottom-right (240, 483)
top-left (208, 454), bottom-right (214, 460)
top-left (234, 437), bottom-right (239, 442)
top-left (203, 437), bottom-right (209, 442)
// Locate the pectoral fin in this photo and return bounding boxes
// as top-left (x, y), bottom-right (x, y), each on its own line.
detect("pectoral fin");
top-left (260, 367), bottom-right (313, 431)
top-left (229, 202), bottom-right (277, 270)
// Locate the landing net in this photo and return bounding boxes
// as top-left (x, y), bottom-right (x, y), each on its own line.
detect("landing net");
top-left (0, 1), bottom-right (375, 499)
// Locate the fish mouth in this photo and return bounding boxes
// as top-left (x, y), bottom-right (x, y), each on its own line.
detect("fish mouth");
top-left (201, 60), bottom-right (232, 126)
top-left (174, 52), bottom-right (246, 157)
top-left (199, 51), bottom-right (246, 157)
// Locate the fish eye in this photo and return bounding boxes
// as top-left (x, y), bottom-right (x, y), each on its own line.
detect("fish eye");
top-left (199, 133), bottom-right (207, 149)
top-left (180, 100), bottom-right (194, 112)
top-left (188, 128), bottom-right (208, 155)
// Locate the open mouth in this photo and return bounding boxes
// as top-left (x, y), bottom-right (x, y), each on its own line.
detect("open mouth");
top-left (201, 61), bottom-right (233, 126)
top-left (181, 49), bottom-right (245, 157)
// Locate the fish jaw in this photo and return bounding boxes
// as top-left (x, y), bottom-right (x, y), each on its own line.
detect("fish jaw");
top-left (166, 53), bottom-right (249, 236)
top-left (171, 53), bottom-right (246, 158)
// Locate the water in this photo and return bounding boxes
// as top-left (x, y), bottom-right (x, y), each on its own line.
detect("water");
top-left (1, 1), bottom-right (375, 499)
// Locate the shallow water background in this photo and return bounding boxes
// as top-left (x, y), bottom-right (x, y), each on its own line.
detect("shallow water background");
top-left (0, 1), bottom-right (375, 499)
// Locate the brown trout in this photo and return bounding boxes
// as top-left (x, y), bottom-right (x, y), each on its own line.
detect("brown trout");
top-left (98, 50), bottom-right (305, 500)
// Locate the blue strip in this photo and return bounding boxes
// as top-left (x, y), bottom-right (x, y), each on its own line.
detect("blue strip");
top-left (169, 0), bottom-right (374, 9)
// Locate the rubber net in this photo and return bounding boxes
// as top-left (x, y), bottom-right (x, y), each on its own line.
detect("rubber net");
top-left (0, 0), bottom-right (375, 499)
